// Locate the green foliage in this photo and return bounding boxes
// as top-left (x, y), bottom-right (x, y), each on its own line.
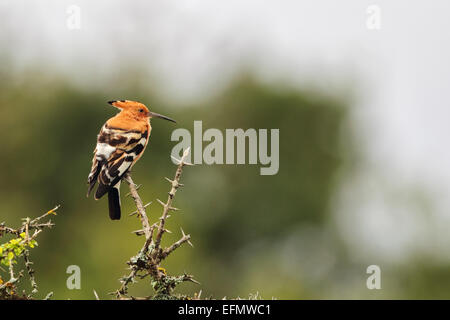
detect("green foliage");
top-left (0, 233), bottom-right (38, 267)
top-left (0, 207), bottom-right (57, 299)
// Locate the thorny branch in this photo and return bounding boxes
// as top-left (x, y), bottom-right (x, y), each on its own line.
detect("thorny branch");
top-left (23, 250), bottom-right (37, 295)
top-left (0, 205), bottom-right (59, 299)
top-left (123, 175), bottom-right (151, 241)
top-left (116, 148), bottom-right (197, 299)
top-left (0, 206), bottom-right (58, 238)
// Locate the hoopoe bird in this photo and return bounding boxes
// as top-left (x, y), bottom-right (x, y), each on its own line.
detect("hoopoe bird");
top-left (87, 100), bottom-right (176, 220)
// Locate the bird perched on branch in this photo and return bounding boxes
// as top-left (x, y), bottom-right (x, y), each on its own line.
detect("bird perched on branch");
top-left (87, 100), bottom-right (176, 220)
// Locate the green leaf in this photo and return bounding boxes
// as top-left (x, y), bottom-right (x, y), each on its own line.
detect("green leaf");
top-left (7, 251), bottom-right (14, 261)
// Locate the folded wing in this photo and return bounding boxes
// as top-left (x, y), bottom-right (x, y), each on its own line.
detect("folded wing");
top-left (87, 124), bottom-right (148, 199)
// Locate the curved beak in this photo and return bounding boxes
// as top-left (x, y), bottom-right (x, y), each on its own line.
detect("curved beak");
top-left (149, 111), bottom-right (176, 123)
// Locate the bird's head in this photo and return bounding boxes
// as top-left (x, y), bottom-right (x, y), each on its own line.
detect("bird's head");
top-left (107, 100), bottom-right (176, 123)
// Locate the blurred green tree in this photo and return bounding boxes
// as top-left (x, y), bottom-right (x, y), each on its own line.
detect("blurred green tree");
top-left (0, 70), bottom-right (351, 299)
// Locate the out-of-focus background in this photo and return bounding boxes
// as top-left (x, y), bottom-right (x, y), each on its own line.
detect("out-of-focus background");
top-left (1, 0), bottom-right (450, 299)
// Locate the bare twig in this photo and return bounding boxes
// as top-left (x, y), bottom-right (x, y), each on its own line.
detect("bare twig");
top-left (93, 289), bottom-right (100, 300)
top-left (116, 148), bottom-right (197, 299)
top-left (123, 174), bottom-right (152, 240)
top-left (43, 292), bottom-right (53, 300)
top-left (23, 250), bottom-right (38, 295)
top-left (154, 148), bottom-right (191, 251)
top-left (129, 202), bottom-right (152, 216)
top-left (160, 228), bottom-right (192, 260)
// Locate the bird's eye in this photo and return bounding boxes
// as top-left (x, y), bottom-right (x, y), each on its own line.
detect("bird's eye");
top-left (139, 109), bottom-right (144, 113)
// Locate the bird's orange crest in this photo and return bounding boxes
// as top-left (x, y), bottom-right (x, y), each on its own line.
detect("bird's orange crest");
top-left (108, 100), bottom-right (150, 120)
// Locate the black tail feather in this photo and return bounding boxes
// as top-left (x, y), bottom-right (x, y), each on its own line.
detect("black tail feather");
top-left (95, 182), bottom-right (109, 200)
top-left (108, 188), bottom-right (121, 220)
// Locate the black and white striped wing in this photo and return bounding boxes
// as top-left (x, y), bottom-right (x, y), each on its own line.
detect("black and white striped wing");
top-left (87, 125), bottom-right (148, 199)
